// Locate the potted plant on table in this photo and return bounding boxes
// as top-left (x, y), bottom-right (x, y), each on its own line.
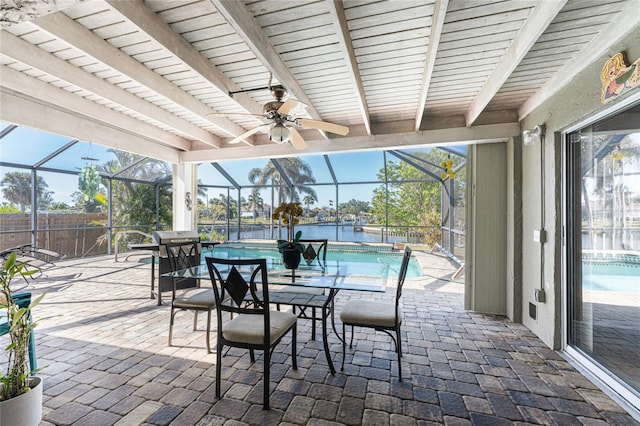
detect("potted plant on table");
top-left (1, 251), bottom-right (44, 426)
top-left (273, 202), bottom-right (305, 269)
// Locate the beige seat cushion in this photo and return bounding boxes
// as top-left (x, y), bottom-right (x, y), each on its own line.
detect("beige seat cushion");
top-left (340, 300), bottom-right (399, 328)
top-left (222, 310), bottom-right (297, 345)
top-left (174, 287), bottom-right (216, 308)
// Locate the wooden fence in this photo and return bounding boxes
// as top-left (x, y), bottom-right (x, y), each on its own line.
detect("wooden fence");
top-left (0, 213), bottom-right (108, 258)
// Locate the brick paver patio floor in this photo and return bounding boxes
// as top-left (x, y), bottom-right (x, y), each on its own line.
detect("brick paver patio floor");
top-left (5, 250), bottom-right (637, 425)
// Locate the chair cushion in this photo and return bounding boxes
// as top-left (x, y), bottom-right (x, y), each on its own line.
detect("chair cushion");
top-left (173, 288), bottom-right (216, 308)
top-left (222, 310), bottom-right (296, 345)
top-left (340, 300), bottom-right (400, 328)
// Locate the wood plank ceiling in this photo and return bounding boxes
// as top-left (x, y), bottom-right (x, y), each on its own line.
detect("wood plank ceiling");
top-left (0, 0), bottom-right (637, 163)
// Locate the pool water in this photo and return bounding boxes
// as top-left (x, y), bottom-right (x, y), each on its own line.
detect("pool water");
top-left (582, 262), bottom-right (640, 293)
top-left (202, 245), bottom-right (422, 278)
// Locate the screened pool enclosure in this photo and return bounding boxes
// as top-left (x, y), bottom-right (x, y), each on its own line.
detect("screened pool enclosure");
top-left (0, 122), bottom-right (466, 262)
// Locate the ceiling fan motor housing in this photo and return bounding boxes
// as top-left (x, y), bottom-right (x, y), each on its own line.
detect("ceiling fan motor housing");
top-left (263, 100), bottom-right (284, 116)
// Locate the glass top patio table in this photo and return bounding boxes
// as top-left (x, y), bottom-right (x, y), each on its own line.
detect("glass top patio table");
top-left (162, 259), bottom-right (389, 374)
top-left (161, 260), bottom-right (389, 293)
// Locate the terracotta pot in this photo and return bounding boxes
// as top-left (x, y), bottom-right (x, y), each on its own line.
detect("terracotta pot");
top-left (0, 376), bottom-right (43, 426)
top-left (282, 247), bottom-right (301, 269)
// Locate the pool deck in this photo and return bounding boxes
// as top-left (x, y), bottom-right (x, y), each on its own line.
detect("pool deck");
top-left (4, 250), bottom-right (637, 425)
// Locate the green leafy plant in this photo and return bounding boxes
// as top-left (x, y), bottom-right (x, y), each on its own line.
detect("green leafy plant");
top-left (0, 252), bottom-right (43, 401)
top-left (272, 202), bottom-right (305, 253)
top-left (199, 229), bottom-right (227, 243)
top-left (78, 164), bottom-right (101, 201)
top-left (277, 230), bottom-right (304, 253)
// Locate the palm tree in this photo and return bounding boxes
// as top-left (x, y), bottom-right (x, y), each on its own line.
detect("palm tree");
top-left (211, 193), bottom-right (236, 220)
top-left (248, 158), bottom-right (318, 205)
top-left (0, 171), bottom-right (53, 213)
top-left (303, 194), bottom-right (314, 216)
top-left (249, 158), bottom-right (317, 239)
top-left (248, 190), bottom-right (264, 222)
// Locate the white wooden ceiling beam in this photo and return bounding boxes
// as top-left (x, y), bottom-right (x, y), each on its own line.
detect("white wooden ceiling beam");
top-left (326, 0), bottom-right (371, 136)
top-left (0, 65), bottom-right (192, 151)
top-left (1, 90), bottom-right (180, 163)
top-left (0, 30), bottom-right (220, 148)
top-left (465, 0), bottom-right (566, 127)
top-left (105, 0), bottom-right (263, 117)
top-left (519, 0), bottom-right (640, 120)
top-left (32, 12), bottom-right (245, 144)
top-left (211, 0), bottom-right (329, 138)
top-left (181, 122), bottom-right (519, 163)
top-left (415, 0), bottom-right (448, 131)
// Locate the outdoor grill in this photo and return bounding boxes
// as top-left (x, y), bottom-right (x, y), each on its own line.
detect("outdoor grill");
top-left (152, 230), bottom-right (201, 294)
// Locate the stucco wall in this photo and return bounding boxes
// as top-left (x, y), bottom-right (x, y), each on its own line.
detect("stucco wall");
top-left (519, 28), bottom-right (640, 349)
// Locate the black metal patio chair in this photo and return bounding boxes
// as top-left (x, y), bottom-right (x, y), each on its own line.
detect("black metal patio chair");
top-left (206, 257), bottom-right (297, 410)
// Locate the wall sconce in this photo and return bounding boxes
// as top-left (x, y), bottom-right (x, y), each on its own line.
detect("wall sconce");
top-left (185, 192), bottom-right (192, 211)
top-left (269, 122), bottom-right (291, 143)
top-left (522, 124), bottom-right (544, 145)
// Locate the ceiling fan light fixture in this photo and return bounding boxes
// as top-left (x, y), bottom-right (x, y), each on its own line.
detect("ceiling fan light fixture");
top-left (269, 123), bottom-right (291, 143)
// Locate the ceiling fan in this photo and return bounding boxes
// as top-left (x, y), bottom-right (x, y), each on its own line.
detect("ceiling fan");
top-left (209, 86), bottom-right (349, 150)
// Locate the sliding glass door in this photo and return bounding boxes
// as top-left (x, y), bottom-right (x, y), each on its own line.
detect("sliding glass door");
top-left (566, 102), bottom-right (640, 399)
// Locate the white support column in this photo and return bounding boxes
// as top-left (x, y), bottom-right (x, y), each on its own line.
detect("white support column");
top-left (173, 163), bottom-right (198, 231)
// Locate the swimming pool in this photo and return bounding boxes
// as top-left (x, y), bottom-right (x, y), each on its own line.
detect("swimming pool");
top-left (202, 244), bottom-right (423, 278)
top-left (582, 262), bottom-right (640, 293)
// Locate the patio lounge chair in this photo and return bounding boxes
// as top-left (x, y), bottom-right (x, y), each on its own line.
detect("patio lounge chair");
top-left (0, 244), bottom-right (65, 277)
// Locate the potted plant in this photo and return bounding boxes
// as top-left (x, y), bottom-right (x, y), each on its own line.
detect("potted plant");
top-left (1, 251), bottom-right (44, 426)
top-left (272, 202), bottom-right (305, 269)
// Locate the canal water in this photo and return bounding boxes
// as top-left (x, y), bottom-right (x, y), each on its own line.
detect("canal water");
top-left (205, 223), bottom-right (410, 243)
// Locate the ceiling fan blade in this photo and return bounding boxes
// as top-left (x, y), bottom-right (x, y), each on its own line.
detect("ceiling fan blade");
top-left (296, 118), bottom-right (349, 136)
top-left (289, 127), bottom-right (308, 150)
top-left (278, 98), bottom-right (300, 115)
top-left (227, 125), bottom-right (265, 144)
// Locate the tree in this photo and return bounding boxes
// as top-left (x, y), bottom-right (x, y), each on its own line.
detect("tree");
top-left (96, 150), bottom-right (172, 231)
top-left (338, 199), bottom-right (370, 216)
top-left (303, 194), bottom-right (315, 215)
top-left (71, 190), bottom-right (104, 213)
top-left (248, 158), bottom-right (318, 205)
top-left (0, 202), bottom-right (20, 214)
top-left (0, 171), bottom-right (53, 213)
top-left (248, 190), bottom-right (264, 222)
top-left (371, 150), bottom-right (462, 245)
top-left (208, 201), bottom-right (227, 222)
top-left (49, 201), bottom-right (72, 211)
top-left (210, 193), bottom-right (236, 220)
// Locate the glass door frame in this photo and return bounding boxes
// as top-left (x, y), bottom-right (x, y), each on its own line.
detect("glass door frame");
top-left (561, 91), bottom-right (640, 417)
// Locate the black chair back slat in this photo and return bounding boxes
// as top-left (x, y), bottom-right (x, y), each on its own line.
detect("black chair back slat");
top-left (396, 247), bottom-right (412, 304)
top-left (298, 239), bottom-right (328, 266)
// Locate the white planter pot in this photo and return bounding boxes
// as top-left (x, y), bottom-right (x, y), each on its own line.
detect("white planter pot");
top-left (0, 376), bottom-right (43, 426)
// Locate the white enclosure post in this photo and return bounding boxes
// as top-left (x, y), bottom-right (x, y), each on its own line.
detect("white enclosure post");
top-left (173, 163), bottom-right (198, 231)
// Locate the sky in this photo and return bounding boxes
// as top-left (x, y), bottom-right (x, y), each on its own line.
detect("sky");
top-left (0, 122), bottom-right (466, 208)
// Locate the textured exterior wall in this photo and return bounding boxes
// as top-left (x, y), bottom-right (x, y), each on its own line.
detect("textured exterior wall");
top-left (519, 29), bottom-right (640, 349)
